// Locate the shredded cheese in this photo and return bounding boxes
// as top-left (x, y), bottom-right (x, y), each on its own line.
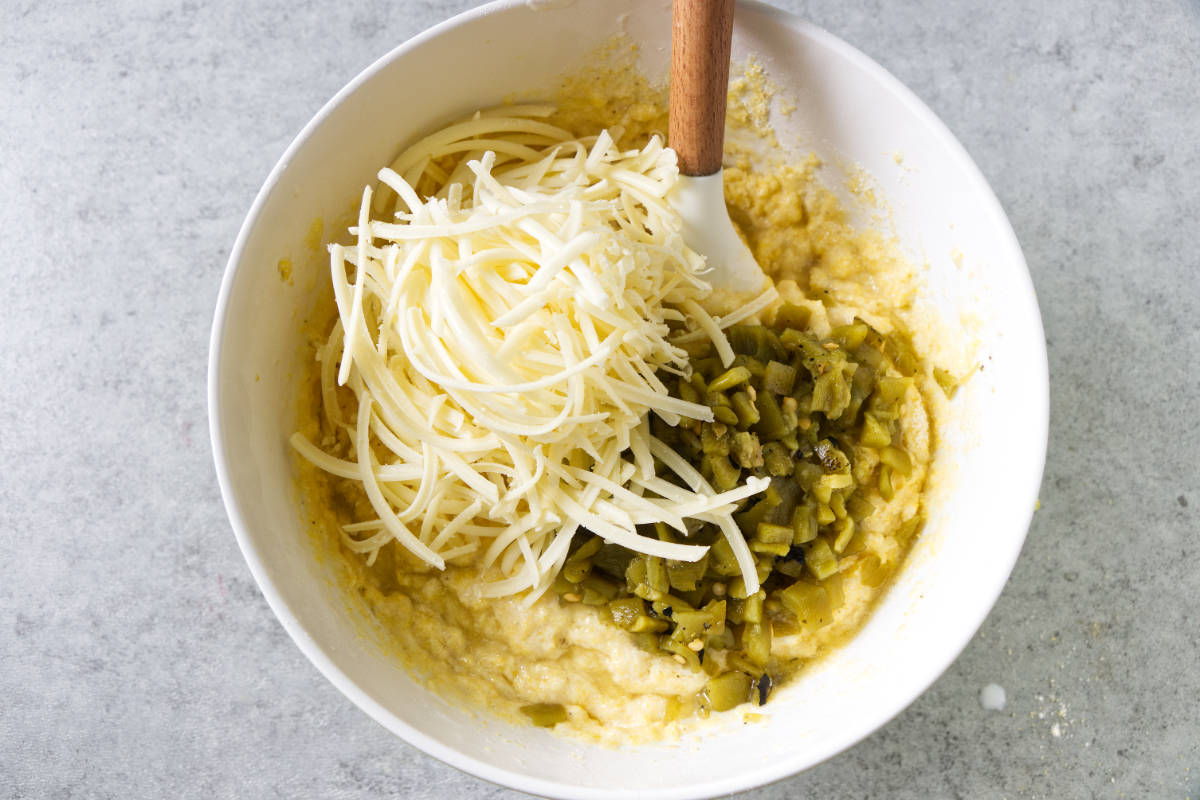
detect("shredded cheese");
top-left (294, 107), bottom-right (768, 598)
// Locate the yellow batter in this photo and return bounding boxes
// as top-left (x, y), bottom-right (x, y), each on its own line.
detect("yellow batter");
top-left (292, 55), bottom-right (938, 745)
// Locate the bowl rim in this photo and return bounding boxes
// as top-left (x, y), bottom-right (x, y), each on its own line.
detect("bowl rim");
top-left (208, 1), bottom-right (1049, 797)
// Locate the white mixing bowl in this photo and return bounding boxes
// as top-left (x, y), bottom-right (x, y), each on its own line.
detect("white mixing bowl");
top-left (209, 1), bottom-right (1048, 797)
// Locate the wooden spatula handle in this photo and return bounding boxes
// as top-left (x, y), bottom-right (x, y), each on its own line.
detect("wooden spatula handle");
top-left (669, 0), bottom-right (735, 177)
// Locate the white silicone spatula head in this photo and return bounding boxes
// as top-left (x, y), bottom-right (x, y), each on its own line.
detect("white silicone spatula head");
top-left (668, 0), bottom-right (767, 296)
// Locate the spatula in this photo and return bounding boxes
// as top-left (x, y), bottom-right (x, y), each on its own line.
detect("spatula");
top-left (669, 0), bottom-right (768, 296)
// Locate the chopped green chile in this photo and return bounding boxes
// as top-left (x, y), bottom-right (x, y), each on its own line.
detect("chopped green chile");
top-left (880, 445), bottom-right (913, 477)
top-left (934, 366), bottom-right (962, 398)
top-left (753, 391), bottom-right (789, 440)
top-left (547, 310), bottom-right (928, 719)
top-left (704, 670), bottom-right (753, 712)
top-left (520, 703), bottom-right (568, 727)
top-left (701, 424), bottom-right (730, 456)
top-left (731, 390), bottom-right (760, 427)
top-left (878, 464), bottom-right (895, 501)
top-left (831, 517), bottom-right (856, 553)
top-left (763, 360), bottom-right (797, 395)
top-left (780, 580), bottom-right (834, 631)
top-left (742, 621), bottom-right (772, 668)
top-left (860, 413), bottom-right (892, 448)
top-left (704, 453), bottom-right (741, 490)
top-left (761, 441), bottom-right (793, 476)
top-left (832, 321), bottom-right (870, 349)
top-left (579, 585), bottom-right (608, 606)
top-left (646, 556), bottom-right (669, 595)
top-left (730, 430), bottom-right (764, 469)
top-left (609, 596), bottom-right (647, 628)
top-left (713, 405), bottom-right (740, 426)
top-left (708, 365), bottom-right (753, 392)
top-left (803, 537), bottom-right (839, 580)
top-left (773, 302), bottom-right (812, 330)
top-left (667, 555), bottom-right (708, 592)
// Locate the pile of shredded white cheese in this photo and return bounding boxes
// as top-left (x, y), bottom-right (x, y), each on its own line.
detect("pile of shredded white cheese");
top-left (292, 106), bottom-right (776, 602)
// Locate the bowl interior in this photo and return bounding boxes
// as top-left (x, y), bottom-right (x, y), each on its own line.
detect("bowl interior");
top-left (209, 1), bottom-right (1047, 797)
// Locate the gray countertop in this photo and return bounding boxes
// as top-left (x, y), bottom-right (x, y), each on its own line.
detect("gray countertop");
top-left (3, 1), bottom-right (1198, 797)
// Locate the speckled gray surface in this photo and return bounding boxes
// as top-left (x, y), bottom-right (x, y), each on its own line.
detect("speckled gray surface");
top-left (2, 0), bottom-right (1198, 798)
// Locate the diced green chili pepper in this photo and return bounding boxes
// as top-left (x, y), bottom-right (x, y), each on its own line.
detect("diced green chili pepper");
top-left (707, 626), bottom-right (736, 651)
top-left (680, 338), bottom-right (714, 358)
top-left (678, 379), bottom-right (700, 404)
top-left (933, 367), bottom-right (960, 398)
top-left (832, 321), bottom-right (870, 349)
top-left (779, 580), bottom-right (833, 630)
top-left (713, 406), bottom-right (740, 426)
top-left (846, 492), bottom-right (875, 522)
top-left (561, 559), bottom-right (591, 584)
top-left (732, 354), bottom-right (767, 379)
top-left (731, 390), bottom-right (760, 427)
top-left (583, 573), bottom-right (620, 601)
top-left (646, 556), bottom-right (669, 595)
top-left (776, 557), bottom-right (805, 578)
top-left (792, 503), bottom-right (818, 544)
top-left (708, 365), bottom-right (752, 392)
top-left (568, 536), bottom-right (603, 562)
top-left (830, 517), bottom-right (855, 553)
top-left (885, 332), bottom-right (920, 376)
top-left (880, 445), bottom-right (912, 477)
top-left (763, 360), bottom-right (797, 395)
top-left (707, 536), bottom-right (742, 577)
top-left (761, 441), bottom-right (794, 476)
top-left (811, 366), bottom-right (852, 419)
top-left (701, 424), bottom-right (730, 456)
top-left (609, 596), bottom-right (647, 629)
top-left (858, 553), bottom-right (888, 588)
top-left (552, 572), bottom-right (576, 596)
top-left (630, 615), bottom-right (668, 633)
top-left (742, 622), bottom-right (771, 668)
top-left (667, 554), bottom-right (708, 592)
top-left (829, 490), bottom-right (848, 520)
top-left (743, 590), bottom-right (765, 624)
top-left (793, 460), bottom-right (823, 489)
top-left (895, 512), bottom-right (925, 543)
top-left (823, 572), bottom-right (845, 609)
top-left (728, 325), bottom-right (766, 355)
top-left (803, 537), bottom-right (838, 580)
top-left (579, 586), bottom-right (607, 605)
top-left (874, 375), bottom-right (911, 407)
top-left (696, 358), bottom-right (723, 381)
top-left (878, 464), bottom-right (895, 501)
top-left (704, 671), bottom-right (752, 712)
top-left (726, 596), bottom-right (746, 624)
top-left (755, 522), bottom-right (794, 546)
top-left (615, 310), bottom-right (931, 715)
top-left (593, 543), bottom-right (635, 579)
top-left (730, 430), bottom-right (764, 469)
top-left (704, 453), bottom-right (741, 491)
top-left (661, 637), bottom-right (702, 671)
top-left (671, 600), bottom-right (725, 642)
top-left (753, 391), bottom-right (788, 440)
top-left (678, 428), bottom-right (702, 458)
top-left (520, 703), bottom-right (568, 727)
top-left (750, 540), bottom-right (790, 557)
top-left (774, 303), bottom-right (812, 330)
top-left (860, 412), bottom-right (892, 448)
